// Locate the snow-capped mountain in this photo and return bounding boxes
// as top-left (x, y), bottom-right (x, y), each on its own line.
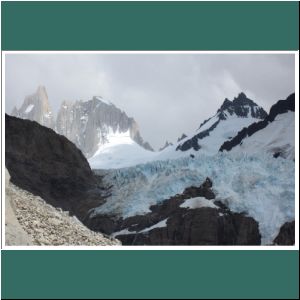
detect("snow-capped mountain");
top-left (11, 87), bottom-right (154, 159)
top-left (11, 86), bottom-right (54, 129)
top-left (220, 93), bottom-right (295, 159)
top-left (175, 92), bottom-right (267, 153)
top-left (88, 92), bottom-right (272, 169)
top-left (56, 96), bottom-right (153, 158)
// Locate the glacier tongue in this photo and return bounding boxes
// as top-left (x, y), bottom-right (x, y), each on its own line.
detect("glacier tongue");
top-left (92, 153), bottom-right (295, 245)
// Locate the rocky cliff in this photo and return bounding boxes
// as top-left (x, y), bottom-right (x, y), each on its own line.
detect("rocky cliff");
top-left (11, 85), bottom-right (54, 129)
top-left (5, 114), bottom-right (104, 220)
top-left (56, 96), bottom-right (153, 158)
top-left (12, 88), bottom-right (153, 159)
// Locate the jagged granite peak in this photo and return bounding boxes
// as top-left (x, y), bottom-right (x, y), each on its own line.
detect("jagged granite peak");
top-left (176, 93), bottom-right (267, 152)
top-left (217, 92), bottom-right (267, 120)
top-left (159, 141), bottom-right (173, 151)
top-left (219, 93), bottom-right (295, 159)
top-left (56, 95), bottom-right (154, 157)
top-left (12, 87), bottom-right (153, 158)
top-left (11, 85), bottom-right (54, 129)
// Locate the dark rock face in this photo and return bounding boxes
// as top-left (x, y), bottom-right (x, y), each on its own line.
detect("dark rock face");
top-left (5, 114), bottom-right (105, 220)
top-left (91, 177), bottom-right (261, 245)
top-left (220, 93), bottom-right (295, 152)
top-left (176, 93), bottom-right (267, 152)
top-left (176, 120), bottom-right (220, 151)
top-left (273, 221), bottom-right (295, 245)
top-left (217, 93), bottom-right (267, 119)
top-left (118, 208), bottom-right (260, 246)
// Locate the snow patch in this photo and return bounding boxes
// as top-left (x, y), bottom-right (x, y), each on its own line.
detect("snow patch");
top-left (95, 96), bottom-right (112, 106)
top-left (180, 197), bottom-right (218, 209)
top-left (111, 219), bottom-right (168, 238)
top-left (89, 129), bottom-right (156, 169)
top-left (140, 219), bottom-right (168, 233)
top-left (24, 104), bottom-right (34, 114)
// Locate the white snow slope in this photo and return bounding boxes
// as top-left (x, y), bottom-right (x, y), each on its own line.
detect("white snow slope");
top-left (88, 129), bottom-right (155, 169)
top-left (230, 112), bottom-right (295, 159)
top-left (88, 113), bottom-right (262, 170)
top-left (92, 153), bottom-right (295, 245)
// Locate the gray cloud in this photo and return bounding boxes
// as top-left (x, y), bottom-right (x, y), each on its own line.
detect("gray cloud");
top-left (5, 53), bottom-right (295, 149)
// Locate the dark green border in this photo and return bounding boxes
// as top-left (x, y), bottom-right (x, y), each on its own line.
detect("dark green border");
top-left (2, 250), bottom-right (299, 299)
top-left (1, 1), bottom-right (299, 299)
top-left (1, 1), bottom-right (299, 50)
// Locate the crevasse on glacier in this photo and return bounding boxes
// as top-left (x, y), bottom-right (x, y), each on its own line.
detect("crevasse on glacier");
top-left (92, 152), bottom-right (295, 245)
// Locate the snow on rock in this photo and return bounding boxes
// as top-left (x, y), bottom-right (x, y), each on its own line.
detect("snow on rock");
top-left (180, 197), bottom-right (218, 209)
top-left (92, 153), bottom-right (294, 245)
top-left (230, 112), bottom-right (295, 159)
top-left (95, 96), bottom-right (112, 106)
top-left (140, 218), bottom-right (168, 233)
top-left (24, 104), bottom-right (34, 114)
top-left (111, 219), bottom-right (168, 237)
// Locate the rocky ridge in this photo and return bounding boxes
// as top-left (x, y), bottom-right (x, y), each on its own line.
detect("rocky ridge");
top-left (11, 87), bottom-right (153, 158)
top-left (219, 93), bottom-right (295, 158)
top-left (176, 92), bottom-right (267, 152)
top-left (11, 86), bottom-right (54, 129)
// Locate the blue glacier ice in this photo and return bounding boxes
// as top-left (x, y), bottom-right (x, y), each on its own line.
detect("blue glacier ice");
top-left (92, 152), bottom-right (295, 245)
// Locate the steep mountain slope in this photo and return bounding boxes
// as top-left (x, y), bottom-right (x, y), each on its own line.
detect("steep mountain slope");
top-left (11, 88), bottom-right (153, 159)
top-left (56, 96), bottom-right (153, 158)
top-left (88, 129), bottom-right (156, 169)
top-left (5, 114), bottom-right (105, 221)
top-left (175, 92), bottom-right (267, 153)
top-left (220, 93), bottom-right (295, 159)
top-left (11, 85), bottom-right (54, 129)
top-left (5, 168), bottom-right (120, 246)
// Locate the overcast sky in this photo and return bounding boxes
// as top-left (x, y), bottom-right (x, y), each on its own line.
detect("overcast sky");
top-left (5, 53), bottom-right (295, 149)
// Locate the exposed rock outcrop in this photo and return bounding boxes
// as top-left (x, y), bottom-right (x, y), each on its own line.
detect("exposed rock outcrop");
top-left (177, 133), bottom-right (187, 143)
top-left (87, 177), bottom-right (261, 245)
top-left (56, 96), bottom-right (154, 157)
top-left (11, 85), bottom-right (54, 129)
top-left (273, 221), bottom-right (295, 245)
top-left (159, 140), bottom-right (173, 151)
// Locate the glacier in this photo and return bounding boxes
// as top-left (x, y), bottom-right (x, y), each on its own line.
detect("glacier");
top-left (92, 153), bottom-right (295, 245)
